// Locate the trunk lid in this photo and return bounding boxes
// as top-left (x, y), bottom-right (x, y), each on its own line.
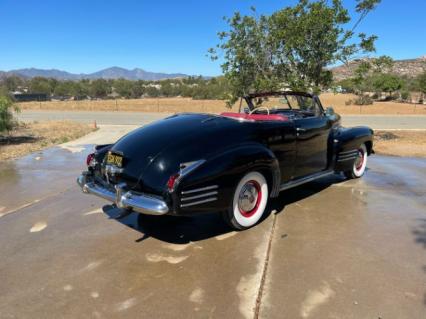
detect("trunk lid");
top-left (107, 113), bottom-right (221, 190)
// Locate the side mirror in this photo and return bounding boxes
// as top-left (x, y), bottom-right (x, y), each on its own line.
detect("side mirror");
top-left (325, 107), bottom-right (335, 116)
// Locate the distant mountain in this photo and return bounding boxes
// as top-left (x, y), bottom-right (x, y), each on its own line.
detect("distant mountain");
top-left (86, 67), bottom-right (188, 81)
top-left (331, 56), bottom-right (426, 81)
top-left (1, 67), bottom-right (191, 81)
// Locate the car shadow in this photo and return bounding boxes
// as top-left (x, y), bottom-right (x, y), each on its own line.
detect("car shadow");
top-left (412, 218), bottom-right (426, 306)
top-left (261, 172), bottom-right (346, 221)
top-left (102, 173), bottom-right (347, 245)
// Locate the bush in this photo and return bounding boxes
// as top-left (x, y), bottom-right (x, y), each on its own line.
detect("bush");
top-left (353, 95), bottom-right (373, 105)
top-left (0, 95), bottom-right (18, 133)
top-left (400, 90), bottom-right (410, 101)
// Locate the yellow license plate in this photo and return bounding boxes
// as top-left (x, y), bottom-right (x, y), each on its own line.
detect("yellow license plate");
top-left (106, 153), bottom-right (123, 167)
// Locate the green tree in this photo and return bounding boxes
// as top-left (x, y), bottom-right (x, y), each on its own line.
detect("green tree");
top-left (76, 80), bottom-right (90, 97)
top-left (210, 0), bottom-right (380, 104)
top-left (160, 81), bottom-right (176, 97)
top-left (371, 73), bottom-right (403, 97)
top-left (417, 72), bottom-right (426, 94)
top-left (352, 61), bottom-right (371, 95)
top-left (114, 78), bottom-right (134, 98)
top-left (54, 81), bottom-right (77, 96)
top-left (29, 77), bottom-right (53, 95)
top-left (130, 81), bottom-right (145, 98)
top-left (3, 76), bottom-right (24, 92)
top-left (370, 55), bottom-right (393, 73)
top-left (0, 95), bottom-right (19, 133)
top-left (90, 79), bottom-right (111, 98)
top-left (145, 86), bottom-right (160, 97)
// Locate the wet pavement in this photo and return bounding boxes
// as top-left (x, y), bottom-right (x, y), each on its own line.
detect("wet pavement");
top-left (0, 128), bottom-right (425, 318)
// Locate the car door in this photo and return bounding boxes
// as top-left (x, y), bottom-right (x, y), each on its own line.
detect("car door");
top-left (291, 96), bottom-right (331, 178)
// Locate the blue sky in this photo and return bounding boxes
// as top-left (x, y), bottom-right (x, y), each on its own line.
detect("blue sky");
top-left (0, 0), bottom-right (425, 76)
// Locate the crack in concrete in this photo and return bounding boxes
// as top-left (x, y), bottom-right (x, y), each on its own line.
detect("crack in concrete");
top-left (254, 213), bottom-right (277, 319)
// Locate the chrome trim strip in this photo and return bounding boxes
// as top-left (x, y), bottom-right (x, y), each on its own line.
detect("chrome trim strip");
top-left (339, 152), bottom-right (357, 156)
top-left (180, 159), bottom-right (206, 176)
top-left (170, 159), bottom-right (207, 192)
top-left (279, 171), bottom-right (334, 192)
top-left (339, 149), bottom-right (358, 155)
top-left (181, 185), bottom-right (218, 195)
top-left (338, 154), bottom-right (358, 159)
top-left (180, 197), bottom-right (218, 207)
top-left (181, 191), bottom-right (218, 201)
top-left (337, 157), bottom-right (357, 162)
top-left (77, 173), bottom-right (168, 215)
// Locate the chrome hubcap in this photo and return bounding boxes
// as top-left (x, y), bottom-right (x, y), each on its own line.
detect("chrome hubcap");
top-left (238, 182), bottom-right (259, 213)
top-left (355, 149), bottom-right (365, 170)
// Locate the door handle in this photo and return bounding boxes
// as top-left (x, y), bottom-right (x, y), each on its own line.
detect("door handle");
top-left (296, 127), bottom-right (306, 132)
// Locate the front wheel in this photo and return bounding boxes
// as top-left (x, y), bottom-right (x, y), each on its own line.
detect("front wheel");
top-left (222, 171), bottom-right (269, 230)
top-left (344, 144), bottom-right (368, 179)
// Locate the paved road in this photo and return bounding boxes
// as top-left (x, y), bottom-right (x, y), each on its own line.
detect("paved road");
top-left (17, 110), bottom-right (426, 130)
top-left (0, 128), bottom-right (425, 318)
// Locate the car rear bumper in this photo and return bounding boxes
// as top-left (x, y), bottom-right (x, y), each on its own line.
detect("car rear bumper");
top-left (77, 172), bottom-right (169, 215)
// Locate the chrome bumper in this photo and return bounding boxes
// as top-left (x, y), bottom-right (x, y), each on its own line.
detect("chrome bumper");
top-left (77, 172), bottom-right (169, 215)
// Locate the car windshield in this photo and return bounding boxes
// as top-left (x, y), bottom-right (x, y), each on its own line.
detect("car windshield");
top-left (248, 93), bottom-right (318, 114)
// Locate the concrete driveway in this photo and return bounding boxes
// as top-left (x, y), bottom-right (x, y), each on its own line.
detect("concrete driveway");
top-left (0, 126), bottom-right (425, 318)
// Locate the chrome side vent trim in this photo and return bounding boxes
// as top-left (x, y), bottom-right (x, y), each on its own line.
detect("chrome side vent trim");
top-left (180, 185), bottom-right (219, 208)
top-left (337, 157), bottom-right (357, 162)
top-left (339, 149), bottom-right (358, 155)
top-left (181, 191), bottom-right (218, 202)
top-left (337, 150), bottom-right (359, 162)
top-left (181, 185), bottom-right (218, 195)
top-left (180, 197), bottom-right (218, 208)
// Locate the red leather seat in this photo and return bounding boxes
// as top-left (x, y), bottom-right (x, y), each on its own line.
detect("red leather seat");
top-left (220, 112), bottom-right (288, 122)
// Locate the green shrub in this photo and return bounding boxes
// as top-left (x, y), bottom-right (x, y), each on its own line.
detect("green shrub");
top-left (400, 90), bottom-right (410, 101)
top-left (353, 95), bottom-right (373, 105)
top-left (0, 95), bottom-right (19, 133)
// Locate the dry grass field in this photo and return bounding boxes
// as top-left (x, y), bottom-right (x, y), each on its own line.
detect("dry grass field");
top-left (373, 131), bottom-right (426, 157)
top-left (0, 121), bottom-right (96, 160)
top-left (320, 93), bottom-right (426, 115)
top-left (17, 93), bottom-right (426, 115)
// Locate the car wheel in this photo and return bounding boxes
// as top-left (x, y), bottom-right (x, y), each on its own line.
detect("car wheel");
top-left (344, 144), bottom-right (368, 179)
top-left (222, 171), bottom-right (269, 230)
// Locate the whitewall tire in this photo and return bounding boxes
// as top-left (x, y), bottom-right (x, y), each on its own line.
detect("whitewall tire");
top-left (222, 171), bottom-right (268, 230)
top-left (345, 144), bottom-right (368, 179)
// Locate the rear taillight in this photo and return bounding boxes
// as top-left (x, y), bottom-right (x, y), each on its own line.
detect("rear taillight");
top-left (86, 153), bottom-right (95, 166)
top-left (167, 173), bottom-right (180, 192)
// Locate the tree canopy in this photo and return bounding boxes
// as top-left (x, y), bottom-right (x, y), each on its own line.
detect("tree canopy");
top-left (210, 0), bottom-right (381, 104)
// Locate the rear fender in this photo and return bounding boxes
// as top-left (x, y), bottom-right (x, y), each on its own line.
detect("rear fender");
top-left (94, 144), bottom-right (113, 161)
top-left (172, 143), bottom-right (280, 215)
top-left (334, 126), bottom-right (373, 172)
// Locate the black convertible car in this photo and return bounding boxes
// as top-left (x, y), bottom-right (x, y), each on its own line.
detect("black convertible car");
top-left (77, 91), bottom-right (373, 230)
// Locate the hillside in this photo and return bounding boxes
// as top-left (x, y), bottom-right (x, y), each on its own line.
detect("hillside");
top-left (331, 56), bottom-right (426, 81)
top-left (0, 67), bottom-right (190, 81)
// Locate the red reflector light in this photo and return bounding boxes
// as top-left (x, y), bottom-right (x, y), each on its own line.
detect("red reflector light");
top-left (167, 173), bottom-right (180, 191)
top-left (86, 153), bottom-right (95, 166)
